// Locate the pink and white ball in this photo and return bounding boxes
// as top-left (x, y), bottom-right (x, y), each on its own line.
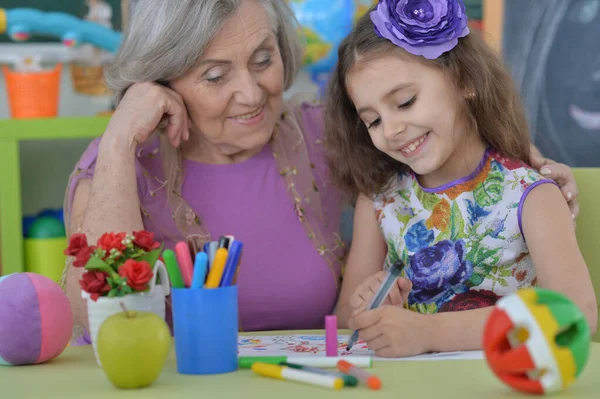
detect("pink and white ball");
top-left (0, 273), bottom-right (73, 365)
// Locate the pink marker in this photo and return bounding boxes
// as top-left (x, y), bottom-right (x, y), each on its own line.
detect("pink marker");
top-left (174, 241), bottom-right (193, 287)
top-left (325, 315), bottom-right (338, 357)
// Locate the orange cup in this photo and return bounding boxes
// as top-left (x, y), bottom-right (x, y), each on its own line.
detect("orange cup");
top-left (2, 63), bottom-right (62, 118)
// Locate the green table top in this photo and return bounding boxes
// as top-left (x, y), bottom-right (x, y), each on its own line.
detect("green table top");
top-left (2, 331), bottom-right (599, 398)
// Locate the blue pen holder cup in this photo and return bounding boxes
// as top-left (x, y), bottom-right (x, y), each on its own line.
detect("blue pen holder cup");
top-left (171, 286), bottom-right (238, 375)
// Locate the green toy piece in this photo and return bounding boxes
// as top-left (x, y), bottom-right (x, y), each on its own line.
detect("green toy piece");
top-left (27, 215), bottom-right (66, 239)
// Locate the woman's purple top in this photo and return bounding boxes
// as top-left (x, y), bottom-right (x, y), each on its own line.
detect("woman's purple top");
top-left (68, 103), bottom-right (342, 332)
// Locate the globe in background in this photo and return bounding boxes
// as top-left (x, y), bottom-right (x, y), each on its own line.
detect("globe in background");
top-left (288, 0), bottom-right (377, 91)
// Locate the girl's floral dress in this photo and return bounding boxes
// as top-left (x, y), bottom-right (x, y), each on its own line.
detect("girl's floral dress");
top-left (374, 148), bottom-right (555, 313)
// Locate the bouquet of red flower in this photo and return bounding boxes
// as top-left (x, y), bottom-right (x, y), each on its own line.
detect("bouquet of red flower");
top-left (64, 230), bottom-right (163, 301)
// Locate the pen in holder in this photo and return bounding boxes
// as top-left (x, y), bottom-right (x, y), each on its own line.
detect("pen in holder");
top-left (171, 285), bottom-right (238, 374)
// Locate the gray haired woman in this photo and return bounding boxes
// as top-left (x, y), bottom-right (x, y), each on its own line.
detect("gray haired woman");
top-left (62, 0), bottom-right (579, 344)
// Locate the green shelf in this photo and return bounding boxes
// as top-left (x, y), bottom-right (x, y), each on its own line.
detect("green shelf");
top-left (0, 116), bottom-right (109, 277)
top-left (0, 116), bottom-right (111, 140)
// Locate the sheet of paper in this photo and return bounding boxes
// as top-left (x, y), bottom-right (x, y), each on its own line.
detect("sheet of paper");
top-left (238, 334), bottom-right (483, 361)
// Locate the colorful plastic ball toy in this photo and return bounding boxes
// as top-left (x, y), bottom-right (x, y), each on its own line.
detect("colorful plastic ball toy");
top-left (483, 288), bottom-right (590, 394)
top-left (0, 273), bottom-right (73, 366)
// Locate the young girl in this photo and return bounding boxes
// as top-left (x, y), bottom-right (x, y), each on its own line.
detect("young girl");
top-left (327, 0), bottom-right (597, 358)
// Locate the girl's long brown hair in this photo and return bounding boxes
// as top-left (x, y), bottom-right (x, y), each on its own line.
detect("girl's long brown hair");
top-left (325, 11), bottom-right (531, 197)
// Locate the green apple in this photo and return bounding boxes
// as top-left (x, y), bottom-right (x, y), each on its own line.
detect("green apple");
top-left (97, 308), bottom-right (172, 389)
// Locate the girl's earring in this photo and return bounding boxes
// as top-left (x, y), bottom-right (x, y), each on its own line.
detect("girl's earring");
top-left (468, 91), bottom-right (476, 98)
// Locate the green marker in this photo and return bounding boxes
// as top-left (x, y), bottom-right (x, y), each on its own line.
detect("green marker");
top-left (163, 249), bottom-right (185, 288)
top-left (280, 362), bottom-right (358, 387)
top-left (238, 355), bottom-right (372, 369)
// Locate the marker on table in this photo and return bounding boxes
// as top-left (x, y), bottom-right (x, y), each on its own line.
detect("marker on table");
top-left (191, 251), bottom-right (208, 289)
top-left (346, 259), bottom-right (406, 351)
top-left (219, 241), bottom-right (243, 287)
top-left (238, 356), bottom-right (372, 369)
top-left (251, 363), bottom-right (343, 390)
top-left (325, 315), bottom-right (338, 356)
top-left (337, 359), bottom-right (381, 390)
top-left (280, 362), bottom-right (358, 387)
top-left (174, 241), bottom-right (194, 287)
top-left (162, 249), bottom-right (185, 288)
top-left (204, 247), bottom-right (228, 288)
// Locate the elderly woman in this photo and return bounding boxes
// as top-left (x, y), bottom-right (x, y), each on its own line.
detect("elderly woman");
top-left (63, 0), bottom-right (580, 342)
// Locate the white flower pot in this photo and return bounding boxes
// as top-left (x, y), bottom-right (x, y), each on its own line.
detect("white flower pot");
top-left (82, 260), bottom-right (170, 366)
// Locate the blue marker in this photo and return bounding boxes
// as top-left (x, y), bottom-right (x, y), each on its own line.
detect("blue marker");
top-left (346, 260), bottom-right (406, 351)
top-left (191, 251), bottom-right (208, 289)
top-left (220, 241), bottom-right (243, 287)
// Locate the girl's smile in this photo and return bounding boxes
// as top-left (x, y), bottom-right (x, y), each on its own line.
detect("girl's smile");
top-left (396, 132), bottom-right (430, 157)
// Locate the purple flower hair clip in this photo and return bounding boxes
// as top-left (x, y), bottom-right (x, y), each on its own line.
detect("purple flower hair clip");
top-left (370, 0), bottom-right (470, 59)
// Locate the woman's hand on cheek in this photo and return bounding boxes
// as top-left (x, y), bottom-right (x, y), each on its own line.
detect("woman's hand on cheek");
top-left (106, 82), bottom-right (191, 150)
top-left (348, 306), bottom-right (431, 358)
top-left (530, 150), bottom-right (579, 219)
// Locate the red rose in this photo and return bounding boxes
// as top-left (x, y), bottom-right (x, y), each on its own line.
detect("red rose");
top-left (72, 246), bottom-right (96, 267)
top-left (97, 232), bottom-right (126, 253)
top-left (119, 259), bottom-right (153, 291)
top-left (439, 289), bottom-right (500, 312)
top-left (64, 233), bottom-right (88, 256)
top-left (79, 271), bottom-right (110, 301)
top-left (133, 230), bottom-right (160, 251)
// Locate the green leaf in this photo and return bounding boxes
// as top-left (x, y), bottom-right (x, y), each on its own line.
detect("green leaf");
top-left (85, 256), bottom-right (111, 271)
top-left (483, 255), bottom-right (501, 269)
top-left (465, 242), bottom-right (479, 264)
top-left (395, 209), bottom-right (412, 226)
top-left (474, 164), bottom-right (505, 207)
top-left (415, 188), bottom-right (441, 211)
top-left (387, 239), bottom-right (401, 265)
top-left (436, 228), bottom-right (451, 243)
top-left (449, 202), bottom-right (466, 241)
top-left (469, 273), bottom-right (485, 286)
top-left (409, 302), bottom-right (438, 314)
top-left (500, 267), bottom-right (513, 277)
top-left (128, 248), bottom-right (144, 258)
top-left (497, 278), bottom-right (509, 288)
top-left (401, 248), bottom-right (410, 266)
top-left (397, 189), bottom-right (411, 202)
top-left (474, 246), bottom-right (502, 266)
top-left (137, 245), bottom-right (163, 269)
top-left (122, 285), bottom-right (133, 294)
top-left (108, 288), bottom-right (118, 298)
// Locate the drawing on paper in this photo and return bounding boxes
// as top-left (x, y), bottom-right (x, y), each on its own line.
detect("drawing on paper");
top-left (238, 335), bottom-right (373, 357)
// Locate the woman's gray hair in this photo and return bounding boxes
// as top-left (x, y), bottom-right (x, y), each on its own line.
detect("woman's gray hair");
top-left (105, 0), bottom-right (304, 100)
top-left (104, 0), bottom-right (304, 245)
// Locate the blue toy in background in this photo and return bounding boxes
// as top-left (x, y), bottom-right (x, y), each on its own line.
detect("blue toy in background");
top-left (290, 0), bottom-right (377, 97)
top-left (290, 0), bottom-right (356, 97)
top-left (0, 8), bottom-right (122, 53)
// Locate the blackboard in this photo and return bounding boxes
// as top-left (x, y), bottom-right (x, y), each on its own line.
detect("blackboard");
top-left (463, 0), bottom-right (483, 20)
top-left (0, 0), bottom-right (122, 43)
top-left (503, 0), bottom-right (600, 167)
